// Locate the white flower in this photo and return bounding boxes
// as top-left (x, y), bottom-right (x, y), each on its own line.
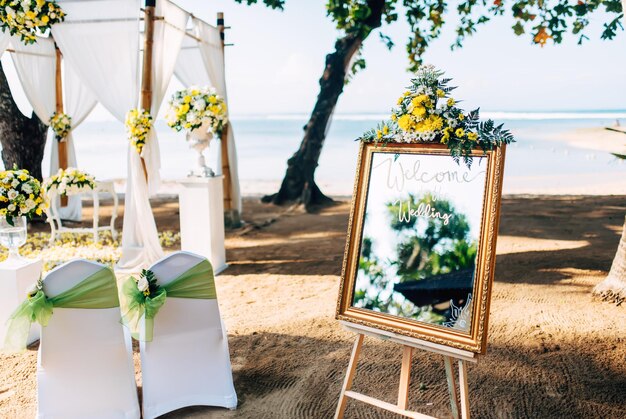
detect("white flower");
top-left (7, 204), bottom-right (16, 212)
top-left (192, 100), bottom-right (206, 111)
top-left (137, 275), bottom-right (149, 293)
top-left (11, 179), bottom-right (19, 188)
top-left (7, 189), bottom-right (18, 200)
top-left (22, 183), bottom-right (32, 194)
top-left (25, 199), bottom-right (35, 210)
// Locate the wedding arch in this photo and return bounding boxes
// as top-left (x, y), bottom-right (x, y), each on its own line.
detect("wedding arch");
top-left (0, 0), bottom-right (241, 272)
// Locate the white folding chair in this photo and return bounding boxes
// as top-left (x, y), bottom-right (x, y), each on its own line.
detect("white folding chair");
top-left (141, 251), bottom-right (237, 418)
top-left (37, 259), bottom-right (140, 419)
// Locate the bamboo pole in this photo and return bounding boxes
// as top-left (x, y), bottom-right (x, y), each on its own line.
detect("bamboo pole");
top-left (217, 12), bottom-right (234, 220)
top-left (138, 0), bottom-right (155, 181)
top-left (54, 43), bottom-right (68, 207)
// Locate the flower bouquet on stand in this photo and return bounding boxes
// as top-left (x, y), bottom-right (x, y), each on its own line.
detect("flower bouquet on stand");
top-left (166, 87), bottom-right (228, 178)
top-left (0, 168), bottom-right (46, 260)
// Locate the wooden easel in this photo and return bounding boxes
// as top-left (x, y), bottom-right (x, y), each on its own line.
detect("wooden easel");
top-left (335, 322), bottom-right (476, 419)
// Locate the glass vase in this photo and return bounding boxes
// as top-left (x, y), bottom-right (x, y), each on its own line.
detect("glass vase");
top-left (0, 216), bottom-right (27, 261)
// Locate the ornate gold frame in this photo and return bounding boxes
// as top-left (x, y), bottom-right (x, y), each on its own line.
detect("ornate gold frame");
top-left (336, 142), bottom-right (506, 354)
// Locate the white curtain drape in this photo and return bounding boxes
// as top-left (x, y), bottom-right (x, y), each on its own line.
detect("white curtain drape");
top-left (49, 63), bottom-right (98, 221)
top-left (9, 36), bottom-right (56, 122)
top-left (0, 32), bottom-right (10, 59)
top-left (174, 18), bottom-right (242, 214)
top-left (53, 0), bottom-right (163, 272)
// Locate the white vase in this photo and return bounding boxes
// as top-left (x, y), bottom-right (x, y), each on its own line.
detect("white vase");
top-left (0, 216), bottom-right (27, 261)
top-left (186, 120), bottom-right (215, 178)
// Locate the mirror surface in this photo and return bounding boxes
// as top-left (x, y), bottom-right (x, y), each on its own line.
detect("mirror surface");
top-left (352, 152), bottom-right (488, 333)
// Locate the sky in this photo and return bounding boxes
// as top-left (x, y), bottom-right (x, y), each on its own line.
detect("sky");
top-left (3, 0), bottom-right (626, 119)
top-left (171, 0), bottom-right (626, 116)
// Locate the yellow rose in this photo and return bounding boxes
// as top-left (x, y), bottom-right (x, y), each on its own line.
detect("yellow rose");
top-left (41, 15), bottom-right (49, 24)
top-left (183, 95), bottom-right (192, 104)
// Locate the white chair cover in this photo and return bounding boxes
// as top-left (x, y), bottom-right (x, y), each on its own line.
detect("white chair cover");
top-left (37, 259), bottom-right (139, 419)
top-left (140, 251), bottom-right (237, 418)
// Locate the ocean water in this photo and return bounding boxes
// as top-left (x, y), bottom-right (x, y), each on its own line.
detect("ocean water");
top-left (28, 111), bottom-right (626, 196)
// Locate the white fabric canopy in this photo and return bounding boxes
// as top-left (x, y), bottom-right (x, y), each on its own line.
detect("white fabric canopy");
top-left (9, 36), bottom-right (56, 123)
top-left (52, 0), bottom-right (163, 271)
top-left (174, 18), bottom-right (242, 214)
top-left (49, 63), bottom-right (98, 221)
top-left (0, 32), bottom-right (10, 59)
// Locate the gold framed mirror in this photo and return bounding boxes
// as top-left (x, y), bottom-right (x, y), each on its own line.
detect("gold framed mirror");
top-left (336, 142), bottom-right (506, 353)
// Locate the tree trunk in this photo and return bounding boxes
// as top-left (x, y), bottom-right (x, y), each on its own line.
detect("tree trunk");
top-left (593, 215), bottom-right (626, 305)
top-left (263, 0), bottom-right (385, 212)
top-left (0, 61), bottom-right (47, 180)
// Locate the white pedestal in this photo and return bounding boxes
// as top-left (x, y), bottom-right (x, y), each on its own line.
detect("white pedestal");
top-left (0, 258), bottom-right (43, 348)
top-left (178, 176), bottom-right (227, 274)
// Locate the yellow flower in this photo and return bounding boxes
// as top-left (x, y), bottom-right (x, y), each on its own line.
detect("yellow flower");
top-left (411, 106), bottom-right (426, 119)
top-left (191, 89), bottom-right (200, 96)
top-left (458, 113), bottom-right (465, 121)
top-left (455, 128), bottom-right (465, 137)
top-left (183, 95), bottom-right (192, 103)
top-left (382, 125), bottom-right (389, 135)
top-left (41, 15), bottom-right (49, 24)
top-left (209, 96), bottom-right (218, 104)
top-left (397, 114), bottom-right (412, 131)
top-left (391, 114), bottom-right (397, 121)
top-left (467, 132), bottom-right (478, 141)
top-left (436, 89), bottom-right (445, 98)
top-left (441, 127), bottom-right (451, 144)
top-left (376, 130), bottom-right (382, 139)
top-left (447, 98), bottom-right (455, 107)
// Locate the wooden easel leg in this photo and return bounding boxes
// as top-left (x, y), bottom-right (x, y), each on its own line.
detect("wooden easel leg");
top-left (397, 346), bottom-right (413, 410)
top-left (444, 356), bottom-right (460, 419)
top-left (458, 359), bottom-right (470, 419)
top-left (335, 334), bottom-right (364, 419)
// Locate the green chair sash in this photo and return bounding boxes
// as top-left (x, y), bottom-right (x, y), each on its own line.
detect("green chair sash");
top-left (3, 267), bottom-right (119, 353)
top-left (121, 259), bottom-right (216, 342)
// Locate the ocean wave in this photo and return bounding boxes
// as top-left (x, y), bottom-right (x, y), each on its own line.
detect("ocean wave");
top-left (233, 111), bottom-right (626, 122)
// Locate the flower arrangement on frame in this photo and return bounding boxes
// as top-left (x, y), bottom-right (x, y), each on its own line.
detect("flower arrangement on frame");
top-left (125, 108), bottom-right (152, 155)
top-left (49, 112), bottom-right (71, 142)
top-left (0, 0), bottom-right (66, 44)
top-left (360, 65), bottom-right (514, 165)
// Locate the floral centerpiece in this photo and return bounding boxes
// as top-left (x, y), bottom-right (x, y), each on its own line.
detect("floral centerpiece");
top-left (0, 0), bottom-right (66, 44)
top-left (361, 65), bottom-right (514, 165)
top-left (49, 112), bottom-right (71, 141)
top-left (0, 167), bottom-right (46, 225)
top-left (166, 86), bottom-right (228, 135)
top-left (125, 108), bottom-right (152, 155)
top-left (43, 167), bottom-right (96, 197)
top-left (166, 87), bottom-right (228, 177)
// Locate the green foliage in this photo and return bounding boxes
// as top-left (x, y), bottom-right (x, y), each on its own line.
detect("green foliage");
top-left (139, 269), bottom-right (161, 296)
top-left (233, 0), bottom-right (286, 10)
top-left (387, 193), bottom-right (477, 282)
top-left (322, 0), bottom-right (623, 74)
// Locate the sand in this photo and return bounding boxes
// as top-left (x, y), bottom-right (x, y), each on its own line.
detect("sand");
top-left (1, 195), bottom-right (626, 418)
